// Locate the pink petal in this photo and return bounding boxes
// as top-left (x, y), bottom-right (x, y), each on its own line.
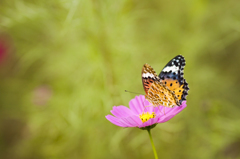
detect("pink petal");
top-left (129, 95), bottom-right (151, 114)
top-left (165, 102), bottom-right (186, 116)
top-left (153, 106), bottom-right (163, 115)
top-left (144, 106), bottom-right (155, 113)
top-left (105, 115), bottom-right (125, 127)
top-left (157, 102), bottom-right (187, 123)
top-left (158, 114), bottom-right (174, 123)
top-left (111, 106), bottom-right (135, 118)
top-left (139, 119), bottom-right (151, 128)
top-left (119, 116), bottom-right (142, 127)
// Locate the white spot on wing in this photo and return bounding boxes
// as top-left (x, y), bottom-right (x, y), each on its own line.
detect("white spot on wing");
top-left (142, 72), bottom-right (155, 78)
top-left (162, 65), bottom-right (179, 73)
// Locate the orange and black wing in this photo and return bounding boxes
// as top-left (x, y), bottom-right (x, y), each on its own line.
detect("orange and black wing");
top-left (142, 63), bottom-right (179, 107)
top-left (142, 63), bottom-right (159, 94)
top-left (159, 55), bottom-right (189, 105)
top-left (145, 80), bottom-right (180, 108)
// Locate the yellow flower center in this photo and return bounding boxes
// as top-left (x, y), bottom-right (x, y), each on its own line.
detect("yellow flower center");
top-left (139, 112), bottom-right (156, 123)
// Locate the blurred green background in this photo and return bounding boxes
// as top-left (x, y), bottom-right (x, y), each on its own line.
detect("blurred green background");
top-left (0, 0), bottom-right (240, 159)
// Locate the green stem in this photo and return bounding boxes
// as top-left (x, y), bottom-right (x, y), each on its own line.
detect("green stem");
top-left (147, 129), bottom-right (158, 159)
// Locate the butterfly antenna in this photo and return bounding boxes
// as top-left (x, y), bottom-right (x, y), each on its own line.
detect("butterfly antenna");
top-left (125, 90), bottom-right (142, 95)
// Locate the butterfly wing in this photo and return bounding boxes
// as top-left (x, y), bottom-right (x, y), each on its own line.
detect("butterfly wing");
top-left (159, 55), bottom-right (189, 105)
top-left (146, 80), bottom-right (180, 108)
top-left (142, 63), bottom-right (179, 107)
top-left (142, 63), bottom-right (159, 94)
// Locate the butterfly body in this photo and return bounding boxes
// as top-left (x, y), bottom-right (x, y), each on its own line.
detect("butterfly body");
top-left (142, 55), bottom-right (189, 108)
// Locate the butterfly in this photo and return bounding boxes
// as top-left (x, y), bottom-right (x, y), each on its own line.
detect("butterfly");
top-left (142, 55), bottom-right (189, 108)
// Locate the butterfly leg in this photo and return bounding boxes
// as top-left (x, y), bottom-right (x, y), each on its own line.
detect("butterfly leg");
top-left (156, 106), bottom-right (162, 115)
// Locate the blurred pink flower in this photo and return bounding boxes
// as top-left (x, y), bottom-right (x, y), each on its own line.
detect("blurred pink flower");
top-left (0, 37), bottom-right (8, 62)
top-left (32, 85), bottom-right (52, 106)
top-left (106, 95), bottom-right (187, 128)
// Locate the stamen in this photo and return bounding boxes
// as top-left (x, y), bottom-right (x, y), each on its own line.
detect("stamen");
top-left (139, 112), bottom-right (156, 123)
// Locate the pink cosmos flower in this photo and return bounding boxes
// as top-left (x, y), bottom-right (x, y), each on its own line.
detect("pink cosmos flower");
top-left (106, 95), bottom-right (187, 128)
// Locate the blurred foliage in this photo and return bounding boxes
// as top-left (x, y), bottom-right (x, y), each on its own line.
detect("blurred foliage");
top-left (0, 0), bottom-right (240, 159)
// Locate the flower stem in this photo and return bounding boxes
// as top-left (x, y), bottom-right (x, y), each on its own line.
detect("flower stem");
top-left (147, 129), bottom-right (158, 159)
